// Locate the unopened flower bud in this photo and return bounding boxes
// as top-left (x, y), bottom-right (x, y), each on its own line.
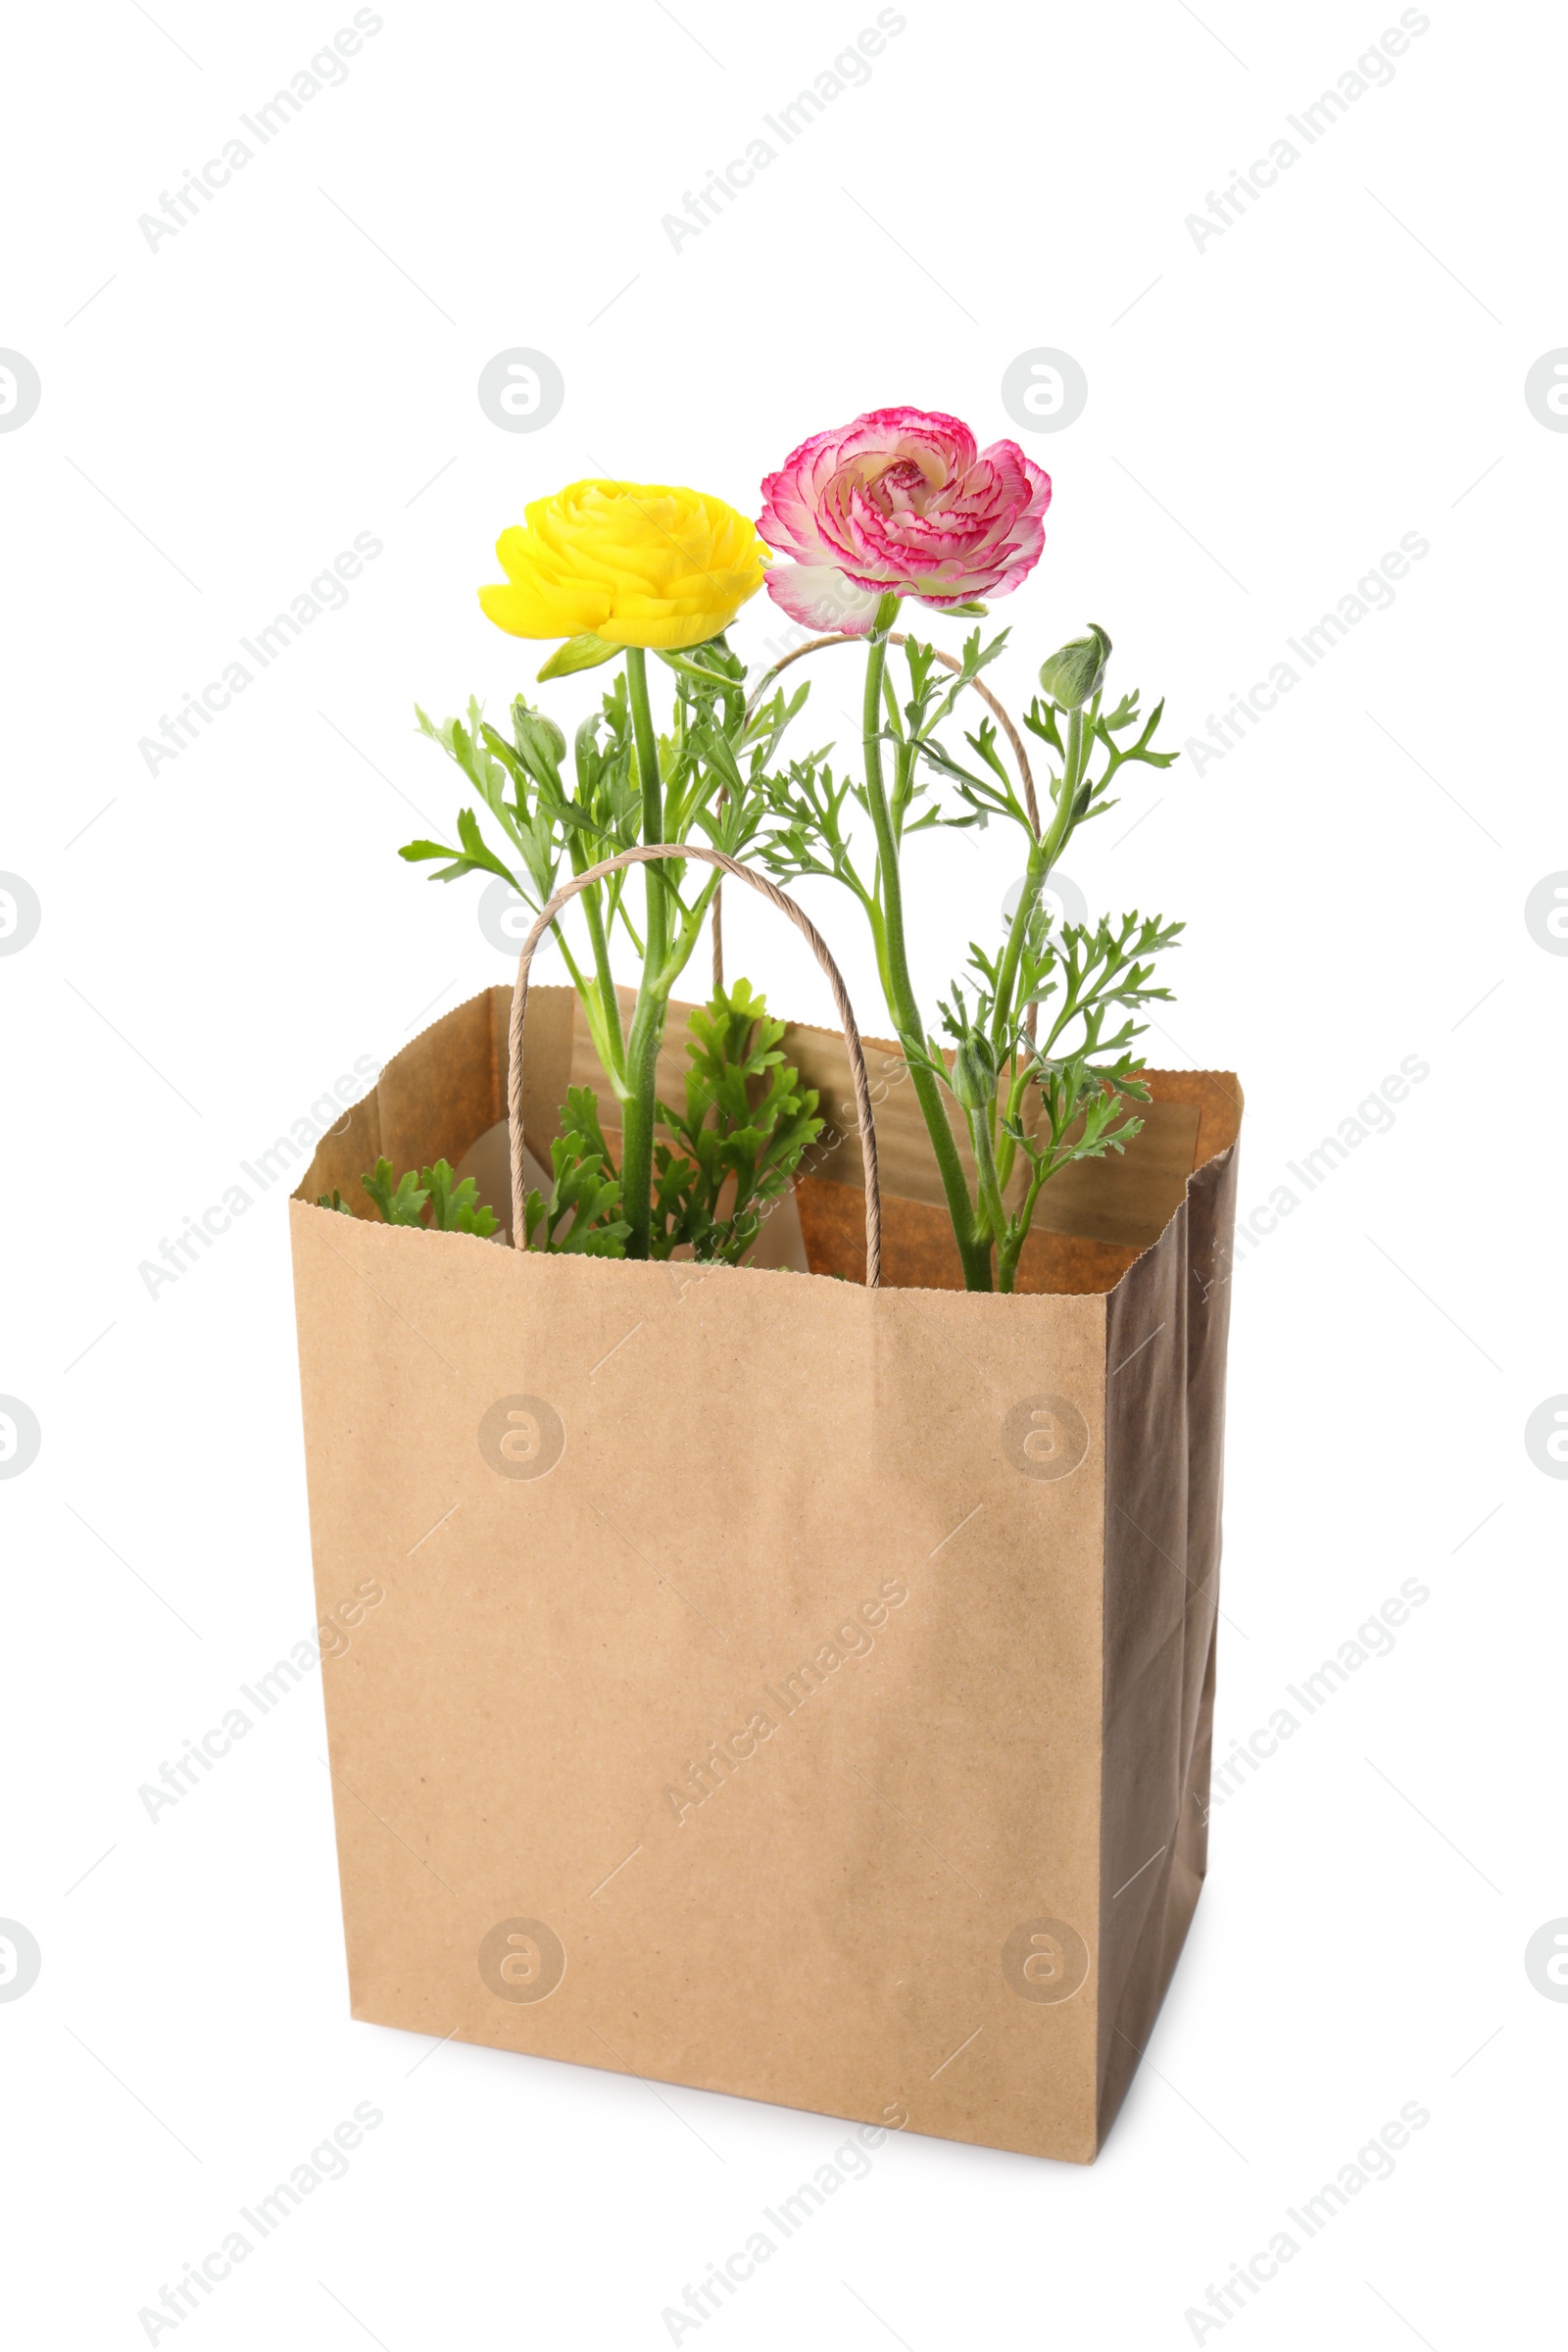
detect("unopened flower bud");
top-left (1039, 623), bottom-right (1111, 710)
top-left (952, 1031), bottom-right (998, 1113)
top-left (514, 700), bottom-right (567, 761)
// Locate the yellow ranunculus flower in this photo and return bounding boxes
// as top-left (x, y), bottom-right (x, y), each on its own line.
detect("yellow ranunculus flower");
top-left (478, 478), bottom-right (768, 652)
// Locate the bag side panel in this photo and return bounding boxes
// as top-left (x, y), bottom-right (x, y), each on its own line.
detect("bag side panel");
top-left (1095, 1137), bottom-right (1238, 2149)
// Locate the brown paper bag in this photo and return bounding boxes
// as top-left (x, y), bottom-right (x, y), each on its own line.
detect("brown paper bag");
top-left (290, 850), bottom-right (1241, 2164)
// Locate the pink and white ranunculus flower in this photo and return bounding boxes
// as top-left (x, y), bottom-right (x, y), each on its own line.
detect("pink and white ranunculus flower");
top-left (757, 407), bottom-right (1052, 636)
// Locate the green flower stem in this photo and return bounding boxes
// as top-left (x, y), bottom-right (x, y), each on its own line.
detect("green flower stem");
top-left (861, 596), bottom-right (991, 1292)
top-left (990, 835), bottom-right (1048, 1063)
top-left (619, 987), bottom-right (667, 1258)
top-left (567, 849), bottom-right (626, 1096)
top-left (986, 697), bottom-right (1102, 1202)
top-left (989, 704), bottom-right (1090, 1057)
top-left (994, 1057), bottom-right (1037, 1197)
top-left (552, 930), bottom-right (589, 998)
top-left (658, 873), bottom-right (720, 996)
top-left (615, 873), bottom-right (720, 1255)
top-left (969, 1105), bottom-right (1009, 1252)
top-left (997, 1155), bottom-right (1051, 1295)
top-left (619, 647), bottom-right (671, 1258)
top-left (625, 647), bottom-right (665, 867)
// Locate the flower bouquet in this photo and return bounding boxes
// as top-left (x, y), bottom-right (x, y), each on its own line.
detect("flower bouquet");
top-left (290, 407), bottom-right (1242, 2164)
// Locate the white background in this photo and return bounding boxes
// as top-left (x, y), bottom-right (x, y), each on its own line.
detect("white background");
top-left (3, 0), bottom-right (1563, 2344)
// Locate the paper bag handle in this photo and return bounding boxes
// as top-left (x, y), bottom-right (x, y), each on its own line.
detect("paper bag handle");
top-left (507, 845), bottom-right (883, 1287)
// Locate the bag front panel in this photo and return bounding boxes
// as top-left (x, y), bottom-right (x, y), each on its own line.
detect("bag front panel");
top-left (290, 1213), bottom-right (1110, 2161)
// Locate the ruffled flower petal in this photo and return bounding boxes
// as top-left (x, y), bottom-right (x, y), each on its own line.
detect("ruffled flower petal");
top-left (757, 410), bottom-right (1051, 627)
top-left (480, 481), bottom-right (767, 648)
top-left (762, 564), bottom-right (884, 635)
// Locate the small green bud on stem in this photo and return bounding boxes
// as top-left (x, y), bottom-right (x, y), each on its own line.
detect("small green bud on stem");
top-left (952, 1028), bottom-right (999, 1114)
top-left (1039, 623), bottom-right (1112, 710)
